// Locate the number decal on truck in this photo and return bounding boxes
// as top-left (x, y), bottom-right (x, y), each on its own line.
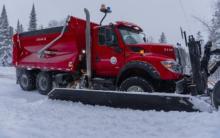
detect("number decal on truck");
top-left (164, 48), bottom-right (173, 52)
top-left (36, 37), bottom-right (47, 42)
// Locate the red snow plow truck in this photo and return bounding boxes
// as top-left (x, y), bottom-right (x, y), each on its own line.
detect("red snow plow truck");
top-left (13, 5), bottom-right (220, 112)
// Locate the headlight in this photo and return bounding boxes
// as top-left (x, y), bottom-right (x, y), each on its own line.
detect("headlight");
top-left (161, 60), bottom-right (182, 73)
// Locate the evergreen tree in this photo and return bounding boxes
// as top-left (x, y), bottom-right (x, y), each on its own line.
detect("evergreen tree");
top-left (39, 25), bottom-right (44, 30)
top-left (16, 20), bottom-right (24, 33)
top-left (48, 20), bottom-right (59, 27)
top-left (0, 5), bottom-right (12, 66)
top-left (9, 26), bottom-right (14, 38)
top-left (159, 32), bottom-right (167, 43)
top-left (209, 0), bottom-right (220, 48)
top-left (146, 36), bottom-right (154, 43)
top-left (0, 5), bottom-right (9, 42)
top-left (48, 19), bottom-right (65, 28)
top-left (28, 4), bottom-right (37, 31)
top-left (20, 24), bottom-right (24, 32)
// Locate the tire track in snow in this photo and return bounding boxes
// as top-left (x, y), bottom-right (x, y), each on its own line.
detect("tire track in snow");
top-left (0, 74), bottom-right (15, 80)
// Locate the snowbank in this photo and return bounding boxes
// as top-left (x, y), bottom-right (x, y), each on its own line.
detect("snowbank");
top-left (0, 67), bottom-right (219, 138)
top-left (0, 66), bottom-right (15, 76)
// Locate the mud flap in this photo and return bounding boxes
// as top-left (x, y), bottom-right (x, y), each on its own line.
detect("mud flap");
top-left (48, 89), bottom-right (212, 112)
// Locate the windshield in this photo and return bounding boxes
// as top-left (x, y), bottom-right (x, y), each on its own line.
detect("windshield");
top-left (119, 27), bottom-right (145, 45)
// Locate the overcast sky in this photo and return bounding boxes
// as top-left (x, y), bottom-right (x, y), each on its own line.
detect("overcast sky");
top-left (0, 0), bottom-right (216, 44)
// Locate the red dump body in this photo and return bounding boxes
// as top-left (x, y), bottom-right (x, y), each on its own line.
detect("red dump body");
top-left (13, 17), bottom-right (98, 72)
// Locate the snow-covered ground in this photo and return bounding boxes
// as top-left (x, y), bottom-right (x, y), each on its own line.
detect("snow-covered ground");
top-left (0, 67), bottom-right (219, 138)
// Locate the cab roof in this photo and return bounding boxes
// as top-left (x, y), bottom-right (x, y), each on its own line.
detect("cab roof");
top-left (115, 21), bottom-right (143, 32)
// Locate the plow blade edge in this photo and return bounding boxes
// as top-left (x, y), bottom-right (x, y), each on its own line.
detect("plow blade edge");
top-left (48, 89), bottom-right (212, 112)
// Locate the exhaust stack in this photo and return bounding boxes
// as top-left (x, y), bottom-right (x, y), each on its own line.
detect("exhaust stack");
top-left (84, 8), bottom-right (92, 88)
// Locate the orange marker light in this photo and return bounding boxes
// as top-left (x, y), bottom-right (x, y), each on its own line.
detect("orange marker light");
top-left (140, 50), bottom-right (145, 55)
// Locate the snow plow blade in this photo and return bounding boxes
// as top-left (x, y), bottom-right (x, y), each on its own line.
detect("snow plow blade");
top-left (48, 89), bottom-right (213, 112)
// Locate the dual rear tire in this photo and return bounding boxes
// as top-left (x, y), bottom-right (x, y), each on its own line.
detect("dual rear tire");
top-left (36, 72), bottom-right (53, 95)
top-left (19, 70), bottom-right (36, 91)
top-left (18, 70), bottom-right (53, 95)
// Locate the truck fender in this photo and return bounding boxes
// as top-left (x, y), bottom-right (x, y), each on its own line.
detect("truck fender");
top-left (116, 61), bottom-right (160, 86)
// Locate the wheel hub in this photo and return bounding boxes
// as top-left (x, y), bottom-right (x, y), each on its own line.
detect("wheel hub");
top-left (20, 75), bottom-right (28, 88)
top-left (39, 77), bottom-right (48, 91)
top-left (127, 86), bottom-right (144, 92)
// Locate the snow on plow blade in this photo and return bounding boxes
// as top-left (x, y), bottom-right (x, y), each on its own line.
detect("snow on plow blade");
top-left (48, 89), bottom-right (213, 112)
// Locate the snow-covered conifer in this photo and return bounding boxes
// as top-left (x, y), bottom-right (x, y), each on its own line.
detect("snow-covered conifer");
top-left (0, 5), bottom-right (12, 66)
top-left (159, 32), bottom-right (167, 43)
top-left (28, 4), bottom-right (37, 31)
top-left (209, 0), bottom-right (220, 48)
top-left (16, 20), bottom-right (24, 33)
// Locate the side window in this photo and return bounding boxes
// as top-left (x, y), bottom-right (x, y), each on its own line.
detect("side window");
top-left (98, 26), bottom-right (118, 46)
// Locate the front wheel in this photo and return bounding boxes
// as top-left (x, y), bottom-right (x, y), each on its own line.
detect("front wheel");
top-left (119, 77), bottom-right (154, 92)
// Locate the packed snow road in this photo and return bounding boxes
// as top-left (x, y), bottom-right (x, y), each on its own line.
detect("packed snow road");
top-left (0, 67), bottom-right (219, 138)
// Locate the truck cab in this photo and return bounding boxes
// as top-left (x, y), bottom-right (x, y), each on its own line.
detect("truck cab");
top-left (91, 21), bottom-right (184, 92)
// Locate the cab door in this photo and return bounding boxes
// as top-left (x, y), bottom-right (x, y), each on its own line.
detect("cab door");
top-left (93, 26), bottom-right (125, 77)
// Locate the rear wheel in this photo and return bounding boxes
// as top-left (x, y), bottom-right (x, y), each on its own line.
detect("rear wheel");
top-left (19, 70), bottom-right (36, 91)
top-left (36, 72), bottom-right (53, 95)
top-left (119, 77), bottom-right (154, 92)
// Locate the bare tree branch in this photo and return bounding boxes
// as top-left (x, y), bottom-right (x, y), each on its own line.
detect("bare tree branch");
top-left (192, 15), bottom-right (212, 33)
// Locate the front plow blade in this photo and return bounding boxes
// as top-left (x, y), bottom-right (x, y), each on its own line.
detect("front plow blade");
top-left (48, 89), bottom-right (213, 112)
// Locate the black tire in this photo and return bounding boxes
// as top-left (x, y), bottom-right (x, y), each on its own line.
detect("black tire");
top-left (213, 81), bottom-right (220, 109)
top-left (119, 77), bottom-right (154, 92)
top-left (19, 70), bottom-right (36, 91)
top-left (36, 72), bottom-right (53, 95)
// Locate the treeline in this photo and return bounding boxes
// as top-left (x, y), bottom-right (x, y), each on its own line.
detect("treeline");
top-left (0, 4), bottom-right (37, 66)
top-left (2, 2), bottom-right (219, 66)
